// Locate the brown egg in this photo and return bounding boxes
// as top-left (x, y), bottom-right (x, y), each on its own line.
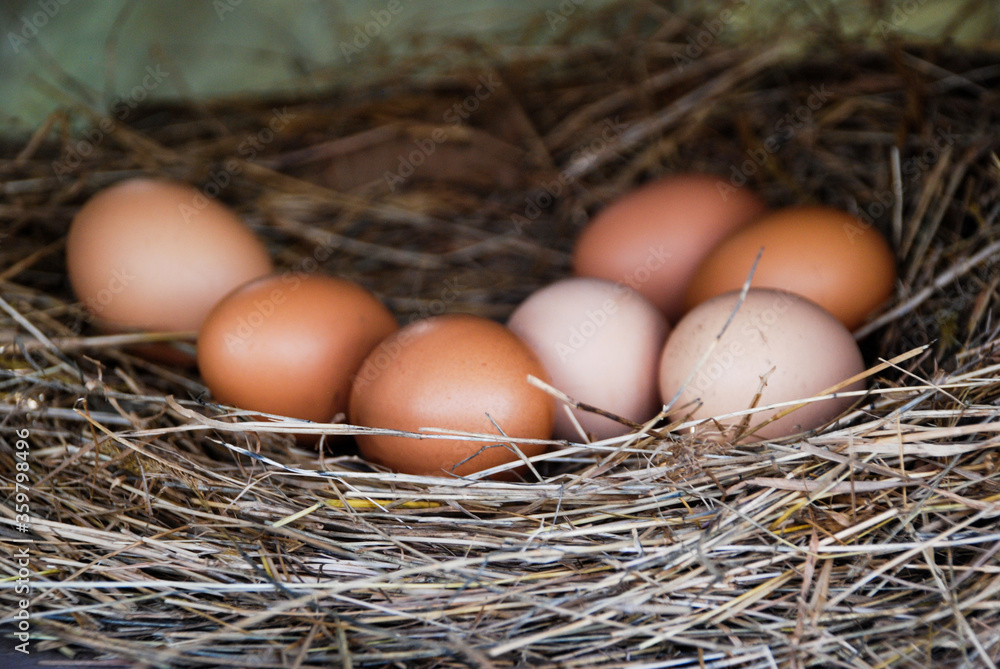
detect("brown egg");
top-left (66, 178), bottom-right (273, 342)
top-left (659, 289), bottom-right (865, 441)
top-left (197, 273), bottom-right (398, 431)
top-left (507, 278), bottom-right (670, 441)
top-left (684, 205), bottom-right (896, 330)
top-left (349, 314), bottom-right (554, 478)
top-left (573, 173), bottom-right (767, 322)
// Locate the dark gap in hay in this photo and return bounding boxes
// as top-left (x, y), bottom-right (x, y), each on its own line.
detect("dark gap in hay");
top-left (2, 2), bottom-right (1000, 667)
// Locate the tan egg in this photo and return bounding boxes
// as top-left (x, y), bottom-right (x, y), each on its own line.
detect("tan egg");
top-left (684, 205), bottom-right (896, 330)
top-left (197, 273), bottom-right (398, 432)
top-left (507, 278), bottom-right (670, 441)
top-left (659, 289), bottom-right (865, 441)
top-left (573, 173), bottom-right (767, 322)
top-left (66, 178), bottom-right (273, 339)
top-left (349, 314), bottom-right (554, 478)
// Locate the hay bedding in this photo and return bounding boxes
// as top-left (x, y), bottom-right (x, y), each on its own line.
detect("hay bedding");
top-left (2, 3), bottom-right (1000, 667)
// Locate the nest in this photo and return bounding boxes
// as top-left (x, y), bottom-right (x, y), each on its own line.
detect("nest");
top-left (3, 3), bottom-right (1000, 667)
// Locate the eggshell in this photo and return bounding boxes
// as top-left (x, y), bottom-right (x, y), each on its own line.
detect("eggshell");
top-left (349, 314), bottom-right (554, 478)
top-left (684, 205), bottom-right (896, 330)
top-left (573, 173), bottom-right (767, 322)
top-left (67, 178), bottom-right (273, 337)
top-left (197, 273), bottom-right (398, 432)
top-left (659, 289), bottom-right (865, 441)
top-left (507, 277), bottom-right (670, 441)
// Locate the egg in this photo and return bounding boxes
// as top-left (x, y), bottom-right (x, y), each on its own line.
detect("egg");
top-left (197, 273), bottom-right (398, 433)
top-left (659, 289), bottom-right (865, 441)
top-left (349, 314), bottom-right (554, 478)
top-left (684, 205), bottom-right (896, 330)
top-left (507, 277), bottom-right (670, 441)
top-left (66, 178), bottom-right (274, 344)
top-left (573, 173), bottom-right (767, 322)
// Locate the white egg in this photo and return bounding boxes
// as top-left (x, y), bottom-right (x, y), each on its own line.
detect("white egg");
top-left (508, 277), bottom-right (670, 441)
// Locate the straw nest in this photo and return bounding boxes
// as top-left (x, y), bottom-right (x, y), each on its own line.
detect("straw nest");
top-left (3, 3), bottom-right (1000, 667)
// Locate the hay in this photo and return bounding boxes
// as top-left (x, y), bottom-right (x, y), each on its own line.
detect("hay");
top-left (3, 3), bottom-right (1000, 667)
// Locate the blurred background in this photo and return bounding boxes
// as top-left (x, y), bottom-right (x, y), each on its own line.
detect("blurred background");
top-left (2, 0), bottom-right (997, 135)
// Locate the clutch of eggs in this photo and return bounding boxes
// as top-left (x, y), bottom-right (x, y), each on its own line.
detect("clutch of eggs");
top-left (63, 172), bottom-right (893, 471)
